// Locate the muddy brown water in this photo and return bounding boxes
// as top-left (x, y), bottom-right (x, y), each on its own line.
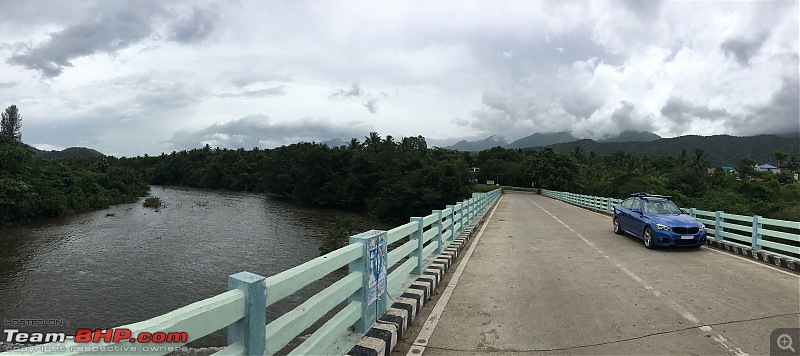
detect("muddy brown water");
top-left (0, 186), bottom-right (383, 350)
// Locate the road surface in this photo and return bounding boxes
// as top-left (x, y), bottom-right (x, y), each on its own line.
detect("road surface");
top-left (409, 191), bottom-right (799, 355)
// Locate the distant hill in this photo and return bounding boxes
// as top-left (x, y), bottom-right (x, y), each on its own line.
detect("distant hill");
top-left (599, 130), bottom-right (662, 143)
top-left (507, 131), bottom-right (578, 149)
top-left (448, 135), bottom-right (507, 151)
top-left (542, 134), bottom-right (799, 166)
top-left (448, 130), bottom-right (661, 151)
top-left (31, 146), bottom-right (104, 160)
top-left (321, 138), bottom-right (347, 147)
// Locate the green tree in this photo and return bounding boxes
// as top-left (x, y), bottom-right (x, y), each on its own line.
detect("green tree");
top-left (1, 105), bottom-right (22, 140)
top-left (774, 150), bottom-right (788, 168)
top-left (319, 217), bottom-right (357, 255)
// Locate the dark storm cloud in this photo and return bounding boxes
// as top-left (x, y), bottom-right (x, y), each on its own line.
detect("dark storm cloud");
top-left (610, 100), bottom-right (652, 131)
top-left (216, 86), bottom-right (287, 98)
top-left (166, 115), bottom-right (374, 149)
top-left (720, 33), bottom-right (769, 66)
top-left (660, 95), bottom-right (732, 124)
top-left (170, 6), bottom-right (217, 44)
top-left (6, 3), bottom-right (163, 78)
top-left (744, 75), bottom-right (800, 135)
top-left (5, 2), bottom-right (218, 78)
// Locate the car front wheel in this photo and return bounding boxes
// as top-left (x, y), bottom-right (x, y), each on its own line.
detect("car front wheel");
top-left (643, 227), bottom-right (656, 249)
top-left (613, 217), bottom-right (623, 235)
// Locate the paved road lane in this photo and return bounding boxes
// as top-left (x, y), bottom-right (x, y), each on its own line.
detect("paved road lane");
top-left (419, 191), bottom-right (799, 355)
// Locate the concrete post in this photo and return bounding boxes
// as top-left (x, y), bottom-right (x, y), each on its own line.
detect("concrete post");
top-left (751, 215), bottom-right (761, 250)
top-left (410, 217), bottom-right (424, 274)
top-left (446, 204), bottom-right (455, 243)
top-left (432, 210), bottom-right (443, 255)
top-left (714, 211), bottom-right (723, 241)
top-left (348, 230), bottom-right (388, 332)
top-left (228, 271), bottom-right (266, 356)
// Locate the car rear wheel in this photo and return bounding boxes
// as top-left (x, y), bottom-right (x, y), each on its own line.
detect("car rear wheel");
top-left (643, 227), bottom-right (656, 249)
top-left (613, 217), bottom-right (623, 235)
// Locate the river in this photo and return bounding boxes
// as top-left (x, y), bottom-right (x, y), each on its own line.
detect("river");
top-left (0, 186), bottom-right (383, 350)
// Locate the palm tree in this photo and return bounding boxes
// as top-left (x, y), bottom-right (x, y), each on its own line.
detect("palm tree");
top-left (348, 138), bottom-right (361, 150)
top-left (364, 132), bottom-right (381, 152)
top-left (690, 149), bottom-right (710, 172)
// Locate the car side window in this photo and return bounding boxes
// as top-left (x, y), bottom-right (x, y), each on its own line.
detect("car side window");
top-left (622, 198), bottom-right (634, 210)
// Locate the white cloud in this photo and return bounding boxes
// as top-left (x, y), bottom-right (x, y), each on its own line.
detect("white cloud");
top-left (0, 0), bottom-right (796, 155)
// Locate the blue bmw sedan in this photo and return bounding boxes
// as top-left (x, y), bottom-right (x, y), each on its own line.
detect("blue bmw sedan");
top-left (612, 193), bottom-right (707, 249)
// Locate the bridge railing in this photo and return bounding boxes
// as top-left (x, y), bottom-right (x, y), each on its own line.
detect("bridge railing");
top-left (1, 188), bottom-right (502, 356)
top-left (541, 189), bottom-right (800, 259)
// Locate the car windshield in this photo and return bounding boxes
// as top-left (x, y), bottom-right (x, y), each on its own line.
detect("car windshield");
top-left (643, 200), bottom-right (681, 214)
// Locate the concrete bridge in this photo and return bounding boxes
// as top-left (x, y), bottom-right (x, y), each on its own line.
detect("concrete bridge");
top-left (2, 189), bottom-right (798, 356)
top-left (398, 191), bottom-right (799, 356)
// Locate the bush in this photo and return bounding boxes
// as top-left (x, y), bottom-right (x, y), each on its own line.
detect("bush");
top-left (143, 196), bottom-right (162, 208)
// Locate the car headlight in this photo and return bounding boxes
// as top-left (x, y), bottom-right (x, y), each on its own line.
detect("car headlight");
top-left (655, 224), bottom-right (671, 231)
top-left (699, 225), bottom-right (706, 231)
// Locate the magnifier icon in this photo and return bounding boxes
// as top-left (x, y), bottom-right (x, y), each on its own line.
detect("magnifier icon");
top-left (778, 334), bottom-right (795, 352)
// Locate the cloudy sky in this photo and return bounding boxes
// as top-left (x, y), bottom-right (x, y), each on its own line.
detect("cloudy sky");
top-left (0, 0), bottom-right (797, 156)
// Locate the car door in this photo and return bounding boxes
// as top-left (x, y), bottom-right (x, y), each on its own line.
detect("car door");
top-left (618, 198), bottom-right (636, 233)
top-left (629, 198), bottom-right (646, 237)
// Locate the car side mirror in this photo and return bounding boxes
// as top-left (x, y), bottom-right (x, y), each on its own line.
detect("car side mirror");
top-left (680, 208), bottom-right (688, 214)
top-left (632, 207), bottom-right (641, 214)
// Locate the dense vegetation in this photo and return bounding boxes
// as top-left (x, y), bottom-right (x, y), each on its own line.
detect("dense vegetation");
top-left (118, 133), bottom-right (473, 224)
top-left (2, 100), bottom-right (796, 227)
top-left (0, 135), bottom-right (149, 225)
top-left (469, 146), bottom-right (800, 221)
top-left (0, 104), bottom-right (149, 225)
top-left (33, 146), bottom-right (104, 160)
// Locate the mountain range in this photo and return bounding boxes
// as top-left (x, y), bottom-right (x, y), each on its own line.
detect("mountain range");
top-left (447, 130), bottom-right (661, 151)
top-left (543, 134), bottom-right (798, 167)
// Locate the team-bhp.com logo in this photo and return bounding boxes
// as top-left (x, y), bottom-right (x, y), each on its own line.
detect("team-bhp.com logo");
top-left (3, 328), bottom-right (189, 354)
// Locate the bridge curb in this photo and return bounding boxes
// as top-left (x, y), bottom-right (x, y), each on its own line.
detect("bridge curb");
top-left (347, 195), bottom-right (501, 356)
top-left (704, 239), bottom-right (800, 273)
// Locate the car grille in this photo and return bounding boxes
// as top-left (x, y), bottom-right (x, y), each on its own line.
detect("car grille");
top-left (675, 239), bottom-right (697, 245)
top-left (672, 227), bottom-right (699, 234)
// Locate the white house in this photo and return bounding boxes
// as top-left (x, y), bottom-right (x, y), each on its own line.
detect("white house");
top-left (755, 164), bottom-right (781, 174)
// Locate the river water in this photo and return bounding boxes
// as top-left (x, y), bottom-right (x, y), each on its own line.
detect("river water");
top-left (0, 186), bottom-right (382, 350)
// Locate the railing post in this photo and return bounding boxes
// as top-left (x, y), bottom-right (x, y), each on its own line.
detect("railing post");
top-left (348, 230), bottom-right (388, 332)
top-left (689, 208), bottom-right (696, 218)
top-left (410, 217), bottom-right (424, 274)
top-left (714, 211), bottom-right (723, 241)
top-left (751, 215), bottom-right (761, 250)
top-left (446, 204), bottom-right (455, 242)
top-left (432, 210), bottom-right (443, 255)
top-left (227, 271), bottom-right (266, 356)
top-left (473, 193), bottom-right (481, 220)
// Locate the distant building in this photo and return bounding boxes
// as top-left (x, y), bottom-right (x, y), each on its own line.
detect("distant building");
top-left (469, 167), bottom-right (480, 173)
top-left (708, 166), bottom-right (736, 174)
top-left (755, 164), bottom-right (781, 174)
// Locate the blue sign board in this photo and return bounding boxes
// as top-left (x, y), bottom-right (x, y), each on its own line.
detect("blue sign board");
top-left (367, 232), bottom-right (387, 304)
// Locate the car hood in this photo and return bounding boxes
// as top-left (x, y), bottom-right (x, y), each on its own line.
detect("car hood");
top-left (651, 214), bottom-right (703, 227)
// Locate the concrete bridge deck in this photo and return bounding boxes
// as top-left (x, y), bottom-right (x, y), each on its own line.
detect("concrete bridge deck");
top-left (405, 191), bottom-right (799, 355)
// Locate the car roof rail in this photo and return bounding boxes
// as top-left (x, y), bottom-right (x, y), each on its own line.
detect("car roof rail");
top-left (630, 192), bottom-right (672, 199)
